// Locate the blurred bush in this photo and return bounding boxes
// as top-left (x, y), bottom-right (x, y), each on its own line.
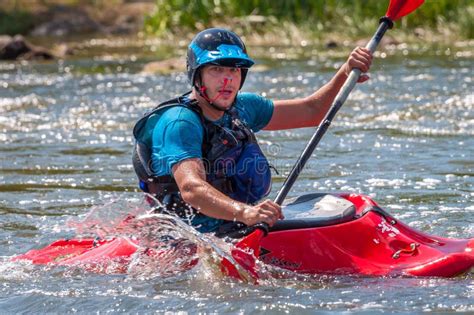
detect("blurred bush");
top-left (145, 0), bottom-right (474, 39)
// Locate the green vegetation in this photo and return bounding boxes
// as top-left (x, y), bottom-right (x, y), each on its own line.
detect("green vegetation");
top-left (0, 0), bottom-right (472, 43)
top-left (0, 10), bottom-right (35, 36)
top-left (145, 0), bottom-right (474, 39)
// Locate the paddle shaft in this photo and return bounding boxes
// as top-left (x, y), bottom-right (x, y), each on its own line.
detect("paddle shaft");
top-left (274, 18), bottom-right (393, 206)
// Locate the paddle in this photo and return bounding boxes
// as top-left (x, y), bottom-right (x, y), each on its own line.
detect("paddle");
top-left (226, 0), bottom-right (425, 281)
top-left (274, 0), bottom-right (424, 205)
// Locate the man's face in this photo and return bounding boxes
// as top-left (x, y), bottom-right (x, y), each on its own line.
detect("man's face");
top-left (199, 65), bottom-right (242, 109)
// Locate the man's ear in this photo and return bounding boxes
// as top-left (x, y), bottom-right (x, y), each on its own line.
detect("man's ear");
top-left (195, 71), bottom-right (202, 88)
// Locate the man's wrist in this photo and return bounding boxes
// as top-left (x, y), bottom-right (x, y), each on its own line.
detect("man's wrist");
top-left (232, 201), bottom-right (250, 223)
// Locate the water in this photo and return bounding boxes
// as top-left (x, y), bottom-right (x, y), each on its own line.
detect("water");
top-left (0, 40), bottom-right (473, 313)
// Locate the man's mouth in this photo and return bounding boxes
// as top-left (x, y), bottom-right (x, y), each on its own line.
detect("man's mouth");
top-left (218, 89), bottom-right (234, 97)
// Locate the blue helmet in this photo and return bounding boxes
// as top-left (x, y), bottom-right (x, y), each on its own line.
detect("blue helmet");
top-left (187, 28), bottom-right (254, 89)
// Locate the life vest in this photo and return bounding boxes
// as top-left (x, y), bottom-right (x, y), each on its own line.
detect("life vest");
top-left (132, 93), bottom-right (272, 221)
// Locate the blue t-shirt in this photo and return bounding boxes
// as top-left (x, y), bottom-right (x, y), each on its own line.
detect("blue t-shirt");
top-left (146, 92), bottom-right (274, 176)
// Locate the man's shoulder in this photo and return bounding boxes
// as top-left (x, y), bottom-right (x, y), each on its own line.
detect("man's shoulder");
top-left (233, 92), bottom-right (274, 131)
top-left (234, 92), bottom-right (273, 113)
top-left (236, 92), bottom-right (267, 104)
top-left (158, 103), bottom-right (202, 123)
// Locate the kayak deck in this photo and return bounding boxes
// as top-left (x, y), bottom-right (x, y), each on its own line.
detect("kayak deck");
top-left (260, 193), bottom-right (473, 277)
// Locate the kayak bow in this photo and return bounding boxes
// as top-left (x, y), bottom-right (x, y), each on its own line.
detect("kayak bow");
top-left (261, 193), bottom-right (473, 277)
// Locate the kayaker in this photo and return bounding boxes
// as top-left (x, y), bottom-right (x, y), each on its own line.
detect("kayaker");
top-left (132, 28), bottom-right (372, 234)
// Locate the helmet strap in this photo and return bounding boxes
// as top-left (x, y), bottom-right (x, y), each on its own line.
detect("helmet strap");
top-left (195, 77), bottom-right (231, 112)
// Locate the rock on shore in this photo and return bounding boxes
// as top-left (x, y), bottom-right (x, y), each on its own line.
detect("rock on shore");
top-left (0, 35), bottom-right (54, 60)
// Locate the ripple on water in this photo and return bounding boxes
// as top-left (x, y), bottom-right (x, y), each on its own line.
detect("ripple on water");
top-left (0, 54), bottom-right (473, 312)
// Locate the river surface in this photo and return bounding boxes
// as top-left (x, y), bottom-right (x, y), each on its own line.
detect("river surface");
top-left (0, 39), bottom-right (473, 313)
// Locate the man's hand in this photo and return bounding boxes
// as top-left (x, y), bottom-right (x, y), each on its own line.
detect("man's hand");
top-left (343, 47), bottom-right (373, 83)
top-left (238, 199), bottom-right (284, 227)
top-left (173, 158), bottom-right (284, 226)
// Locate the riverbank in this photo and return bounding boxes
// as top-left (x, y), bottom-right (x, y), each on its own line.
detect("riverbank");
top-left (1, 1), bottom-right (473, 70)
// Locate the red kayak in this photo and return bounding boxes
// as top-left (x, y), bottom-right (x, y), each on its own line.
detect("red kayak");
top-left (260, 193), bottom-right (473, 277)
top-left (13, 193), bottom-right (473, 279)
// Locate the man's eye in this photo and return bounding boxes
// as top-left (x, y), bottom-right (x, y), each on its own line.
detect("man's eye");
top-left (210, 67), bottom-right (222, 73)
